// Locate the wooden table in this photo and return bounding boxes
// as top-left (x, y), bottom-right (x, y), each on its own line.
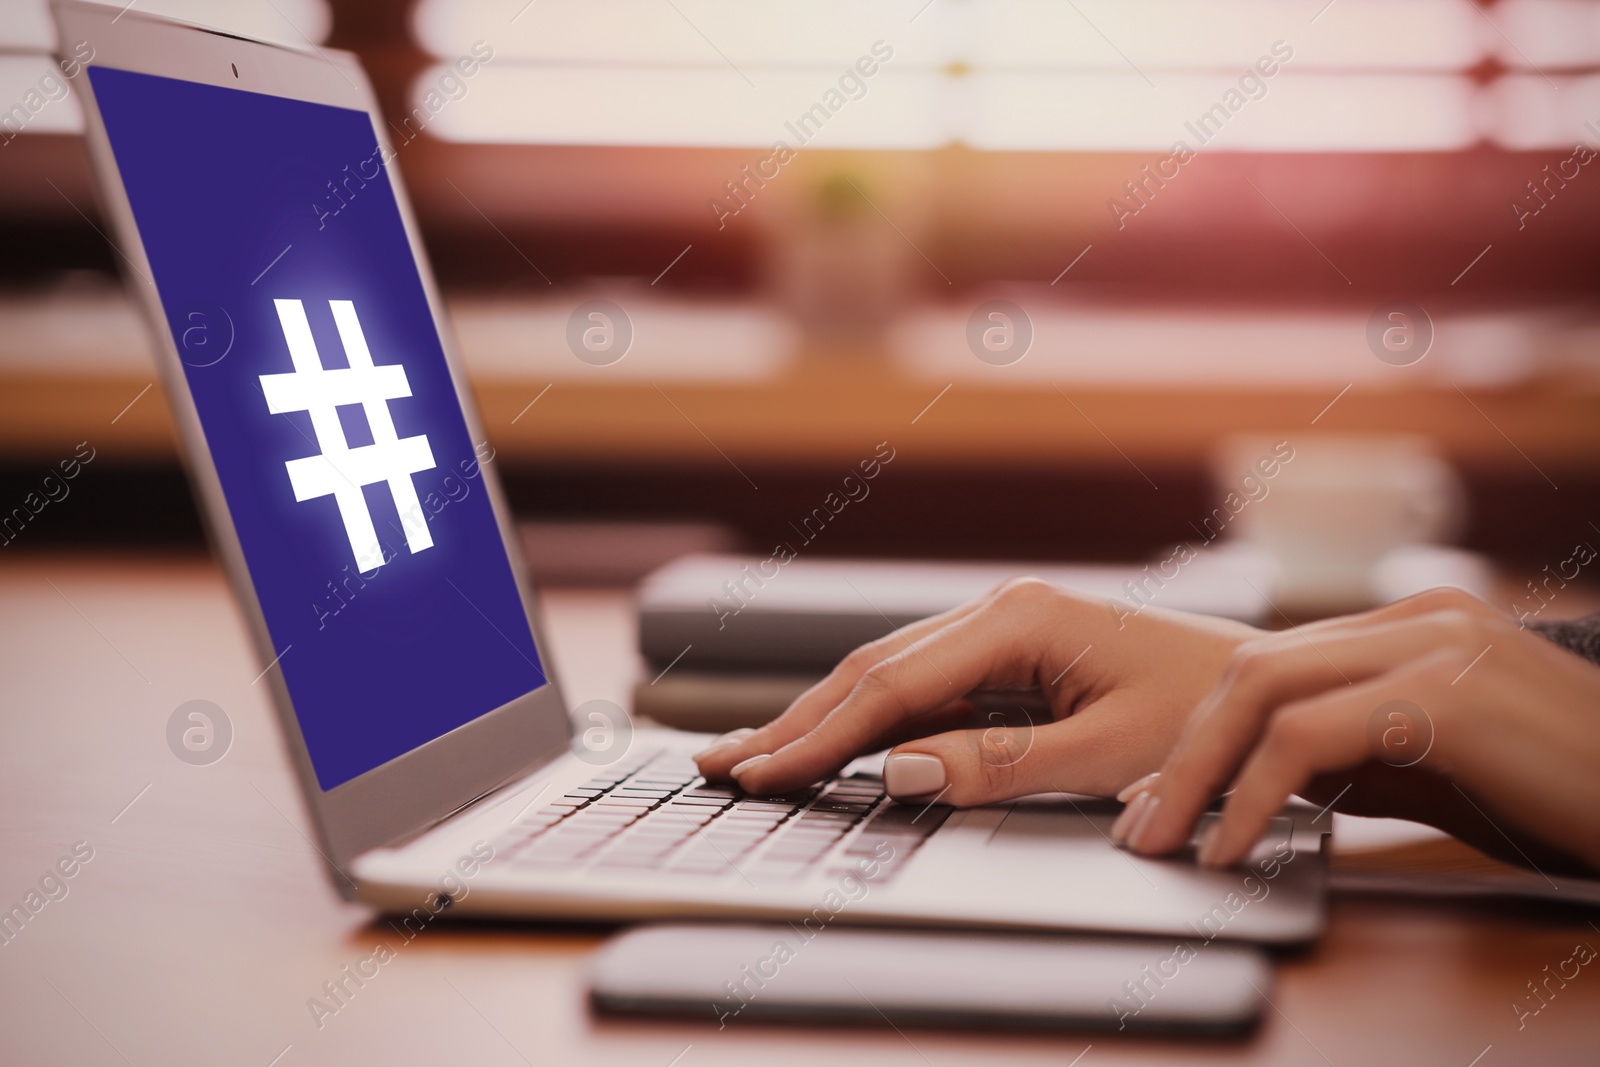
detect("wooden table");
top-left (2, 553), bottom-right (1596, 1065)
top-left (8, 358), bottom-right (1600, 475)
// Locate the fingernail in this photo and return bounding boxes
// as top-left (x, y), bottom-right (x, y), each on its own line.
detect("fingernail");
top-left (883, 753), bottom-right (946, 799)
top-left (1126, 794), bottom-right (1163, 853)
top-left (1116, 772), bottom-right (1161, 804)
top-left (1111, 790), bottom-right (1152, 845)
top-left (1196, 822), bottom-right (1224, 868)
top-left (694, 728), bottom-right (754, 760)
top-left (729, 754), bottom-right (771, 779)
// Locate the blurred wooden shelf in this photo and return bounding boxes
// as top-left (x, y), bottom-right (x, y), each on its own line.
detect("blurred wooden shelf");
top-left (5, 363), bottom-right (1599, 476)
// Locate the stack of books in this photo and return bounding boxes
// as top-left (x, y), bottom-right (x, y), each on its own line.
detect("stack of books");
top-left (631, 553), bottom-right (1273, 733)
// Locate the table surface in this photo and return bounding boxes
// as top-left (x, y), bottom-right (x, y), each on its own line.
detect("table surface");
top-left (2, 553), bottom-right (1597, 1066)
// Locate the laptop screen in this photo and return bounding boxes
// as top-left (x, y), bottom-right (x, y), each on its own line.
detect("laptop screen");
top-left (89, 65), bottom-right (546, 791)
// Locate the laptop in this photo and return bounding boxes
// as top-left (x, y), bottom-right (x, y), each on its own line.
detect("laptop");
top-left (59, 1), bottom-right (1326, 944)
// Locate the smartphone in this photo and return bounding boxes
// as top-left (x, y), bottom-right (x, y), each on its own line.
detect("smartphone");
top-left (590, 923), bottom-right (1269, 1035)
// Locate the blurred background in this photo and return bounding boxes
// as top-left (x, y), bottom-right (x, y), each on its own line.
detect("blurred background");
top-left (3, 0), bottom-right (1599, 598)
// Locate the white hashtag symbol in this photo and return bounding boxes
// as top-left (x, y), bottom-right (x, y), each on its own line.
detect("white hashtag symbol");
top-left (260, 299), bottom-right (436, 571)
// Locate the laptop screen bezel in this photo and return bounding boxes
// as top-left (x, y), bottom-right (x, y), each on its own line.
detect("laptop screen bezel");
top-left (54, 0), bottom-right (574, 888)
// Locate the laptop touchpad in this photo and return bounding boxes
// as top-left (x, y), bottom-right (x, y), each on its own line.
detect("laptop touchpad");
top-left (988, 802), bottom-right (1122, 845)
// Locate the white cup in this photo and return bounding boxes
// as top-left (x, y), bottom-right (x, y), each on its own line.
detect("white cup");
top-left (1209, 434), bottom-right (1465, 613)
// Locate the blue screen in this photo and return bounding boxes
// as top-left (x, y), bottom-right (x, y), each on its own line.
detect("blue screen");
top-left (90, 65), bottom-right (545, 790)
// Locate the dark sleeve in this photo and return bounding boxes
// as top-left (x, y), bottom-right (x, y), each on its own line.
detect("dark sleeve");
top-left (1529, 612), bottom-right (1600, 666)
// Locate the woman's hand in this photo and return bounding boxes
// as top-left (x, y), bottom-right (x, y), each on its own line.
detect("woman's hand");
top-left (693, 577), bottom-right (1256, 805)
top-left (1114, 587), bottom-right (1600, 876)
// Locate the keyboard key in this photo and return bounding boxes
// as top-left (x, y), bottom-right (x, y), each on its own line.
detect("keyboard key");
top-left (719, 811), bottom-right (787, 824)
top-left (594, 799), bottom-right (660, 811)
top-left (566, 812), bottom-right (637, 826)
top-left (563, 827), bottom-right (635, 843)
top-left (500, 761), bottom-right (927, 882)
top-left (659, 808), bottom-right (717, 824)
top-left (718, 820), bottom-right (784, 833)
top-left (699, 835), bottom-right (769, 850)
top-left (574, 819), bottom-right (635, 835)
top-left (526, 807), bottom-right (568, 821)
top-left (603, 840), bottom-right (678, 858)
top-left (810, 802), bottom-right (874, 815)
top-left (763, 839), bottom-right (833, 857)
top-left (779, 829), bottom-right (848, 844)
top-left (773, 843), bottom-right (843, 860)
top-left (781, 819), bottom-right (849, 833)
top-left (667, 858), bottom-right (736, 875)
top-left (544, 834), bottom-right (620, 850)
top-left (705, 832), bottom-right (761, 846)
top-left (719, 823), bottom-right (785, 837)
top-left (797, 812), bottom-right (858, 826)
top-left (627, 831), bottom-right (694, 847)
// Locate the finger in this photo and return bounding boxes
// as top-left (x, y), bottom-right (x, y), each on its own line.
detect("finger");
top-left (879, 686), bottom-right (1183, 806)
top-left (694, 595), bottom-right (989, 780)
top-left (732, 583), bottom-right (1061, 794)
top-left (1117, 771), bottom-right (1160, 803)
top-left (1127, 609), bottom-right (1499, 856)
top-left (1196, 652), bottom-right (1458, 867)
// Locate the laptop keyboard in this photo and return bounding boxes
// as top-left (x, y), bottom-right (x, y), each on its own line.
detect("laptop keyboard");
top-left (489, 749), bottom-right (951, 882)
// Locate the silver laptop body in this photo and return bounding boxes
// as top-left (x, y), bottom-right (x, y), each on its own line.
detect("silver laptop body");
top-left (59, 0), bottom-right (1326, 945)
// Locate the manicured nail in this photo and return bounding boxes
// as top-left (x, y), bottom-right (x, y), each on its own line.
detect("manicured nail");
top-left (1126, 794), bottom-right (1163, 853)
top-left (729, 754), bottom-right (771, 779)
top-left (694, 728), bottom-right (754, 760)
top-left (883, 753), bottom-right (946, 799)
top-left (1116, 772), bottom-right (1161, 804)
top-left (1111, 790), bottom-right (1152, 845)
top-left (1196, 822), bottom-right (1224, 868)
